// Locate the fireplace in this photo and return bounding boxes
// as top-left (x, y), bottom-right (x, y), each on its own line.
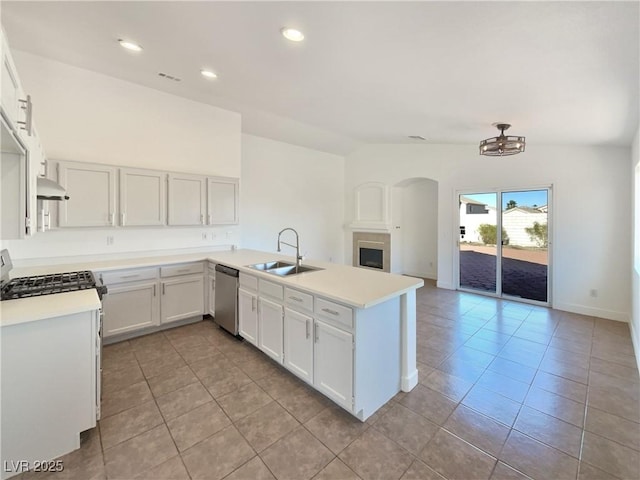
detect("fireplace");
top-left (353, 232), bottom-right (391, 272)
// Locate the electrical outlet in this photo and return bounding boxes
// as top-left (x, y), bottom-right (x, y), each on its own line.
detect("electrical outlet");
top-left (226, 231), bottom-right (232, 239)
top-left (590, 289), bottom-right (598, 298)
top-left (202, 233), bottom-right (207, 240)
top-left (106, 236), bottom-right (114, 245)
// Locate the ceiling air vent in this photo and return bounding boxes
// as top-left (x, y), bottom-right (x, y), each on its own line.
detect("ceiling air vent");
top-left (158, 72), bottom-right (182, 82)
top-left (408, 135), bottom-right (426, 140)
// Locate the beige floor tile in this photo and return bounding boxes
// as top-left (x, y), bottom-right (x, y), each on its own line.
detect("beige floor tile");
top-left (339, 428), bottom-right (413, 480)
top-left (443, 405), bottom-right (510, 457)
top-left (589, 357), bottom-right (640, 382)
top-left (313, 458), bottom-right (362, 480)
top-left (584, 406), bottom-right (640, 451)
top-left (437, 357), bottom-right (486, 383)
top-left (499, 430), bottom-right (578, 480)
top-left (139, 352), bottom-right (187, 378)
top-left (217, 381), bottom-right (272, 421)
top-left (538, 357), bottom-right (589, 384)
top-left (524, 387), bottom-right (586, 427)
top-left (476, 370), bottom-right (530, 403)
top-left (531, 370), bottom-right (587, 404)
top-left (255, 369), bottom-right (304, 399)
top-left (276, 385), bottom-right (331, 423)
top-left (398, 384), bottom-right (457, 425)
top-left (147, 365), bottom-right (199, 397)
top-left (513, 406), bottom-right (583, 458)
top-left (400, 460), bottom-right (445, 480)
top-left (305, 405), bottom-right (371, 454)
top-left (200, 365), bottom-right (253, 398)
top-left (581, 431), bottom-right (640, 479)
top-left (99, 400), bottom-right (163, 449)
top-left (235, 401), bottom-right (300, 452)
top-left (101, 362), bottom-right (145, 394)
top-left (182, 425), bottom-right (255, 480)
top-left (133, 342), bottom-right (178, 364)
top-left (238, 357), bottom-right (281, 381)
top-left (155, 382), bottom-right (213, 420)
top-left (419, 428), bottom-right (497, 480)
top-left (261, 426), bottom-right (334, 480)
top-left (489, 462), bottom-right (530, 480)
top-left (577, 461), bottom-right (620, 480)
top-left (487, 357), bottom-right (537, 384)
top-left (166, 401), bottom-right (231, 451)
top-left (177, 343), bottom-right (223, 364)
top-left (104, 424), bottom-right (177, 479)
top-left (133, 456), bottom-right (190, 479)
top-left (422, 369), bottom-right (474, 402)
top-left (373, 403), bottom-right (439, 455)
top-left (461, 385), bottom-right (522, 427)
top-left (100, 380), bottom-right (153, 419)
top-left (225, 456), bottom-right (276, 480)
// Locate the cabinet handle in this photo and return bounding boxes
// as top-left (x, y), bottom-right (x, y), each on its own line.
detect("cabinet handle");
top-left (321, 307), bottom-right (340, 316)
top-left (177, 268), bottom-right (190, 273)
top-left (121, 212), bottom-right (126, 226)
top-left (121, 274), bottom-right (140, 279)
top-left (44, 211), bottom-right (50, 230)
top-left (252, 297), bottom-right (256, 312)
top-left (153, 284), bottom-right (156, 296)
top-left (208, 214), bottom-right (212, 224)
top-left (306, 319), bottom-right (310, 339)
top-left (162, 283), bottom-right (165, 295)
top-left (289, 296), bottom-right (303, 302)
top-left (109, 213), bottom-right (115, 226)
top-left (200, 214), bottom-right (204, 225)
top-left (314, 323), bottom-right (319, 342)
top-left (17, 95), bottom-right (32, 136)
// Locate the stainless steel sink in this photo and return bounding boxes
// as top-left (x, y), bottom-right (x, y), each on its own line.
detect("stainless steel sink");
top-left (247, 261), bottom-right (323, 276)
top-left (268, 265), bottom-right (323, 276)
top-left (248, 261), bottom-right (296, 271)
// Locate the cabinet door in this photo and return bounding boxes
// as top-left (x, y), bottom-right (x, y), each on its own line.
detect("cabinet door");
top-left (207, 177), bottom-right (238, 225)
top-left (102, 281), bottom-right (160, 337)
top-left (160, 274), bottom-right (204, 324)
top-left (238, 288), bottom-right (258, 346)
top-left (259, 297), bottom-right (284, 364)
top-left (1, 34), bottom-right (21, 130)
top-left (314, 320), bottom-right (353, 410)
top-left (284, 308), bottom-right (313, 384)
top-left (119, 168), bottom-right (166, 226)
top-left (58, 161), bottom-right (116, 227)
top-left (167, 173), bottom-right (206, 226)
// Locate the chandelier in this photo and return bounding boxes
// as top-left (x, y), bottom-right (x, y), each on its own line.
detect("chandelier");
top-left (479, 123), bottom-right (526, 156)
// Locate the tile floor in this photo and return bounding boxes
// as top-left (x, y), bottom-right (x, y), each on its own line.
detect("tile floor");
top-left (18, 280), bottom-right (640, 480)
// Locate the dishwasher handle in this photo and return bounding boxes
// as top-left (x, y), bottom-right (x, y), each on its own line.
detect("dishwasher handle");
top-left (215, 264), bottom-right (239, 277)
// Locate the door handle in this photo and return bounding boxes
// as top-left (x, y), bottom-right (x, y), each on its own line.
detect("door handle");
top-left (305, 319), bottom-right (310, 339)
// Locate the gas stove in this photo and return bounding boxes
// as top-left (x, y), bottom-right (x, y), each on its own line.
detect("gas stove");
top-left (0, 250), bottom-right (107, 301)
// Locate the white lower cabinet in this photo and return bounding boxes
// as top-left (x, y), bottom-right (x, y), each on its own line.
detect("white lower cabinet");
top-left (258, 297), bottom-right (284, 364)
top-left (102, 281), bottom-right (159, 336)
top-left (314, 319), bottom-right (353, 410)
top-left (238, 288), bottom-right (258, 346)
top-left (160, 274), bottom-right (204, 324)
top-left (284, 307), bottom-right (313, 384)
top-left (208, 268), bottom-right (216, 316)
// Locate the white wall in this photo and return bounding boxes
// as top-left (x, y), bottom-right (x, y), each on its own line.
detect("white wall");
top-left (240, 134), bottom-right (345, 263)
top-left (631, 127), bottom-right (640, 369)
top-left (394, 179), bottom-right (438, 279)
top-left (1, 51), bottom-right (242, 259)
top-left (345, 143), bottom-right (632, 322)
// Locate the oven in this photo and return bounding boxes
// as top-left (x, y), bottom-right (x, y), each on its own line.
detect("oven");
top-left (0, 249), bottom-right (107, 420)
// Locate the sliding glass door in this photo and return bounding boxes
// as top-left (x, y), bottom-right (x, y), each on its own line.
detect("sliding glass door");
top-left (458, 188), bottom-right (550, 304)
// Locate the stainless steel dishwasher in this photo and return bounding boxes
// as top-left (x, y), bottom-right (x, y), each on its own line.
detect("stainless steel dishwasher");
top-left (214, 264), bottom-right (239, 335)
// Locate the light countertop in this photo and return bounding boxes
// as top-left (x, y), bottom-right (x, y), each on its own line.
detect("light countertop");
top-left (3, 249), bottom-right (423, 326)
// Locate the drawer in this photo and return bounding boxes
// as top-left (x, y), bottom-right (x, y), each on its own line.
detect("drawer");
top-left (284, 288), bottom-right (313, 311)
top-left (161, 262), bottom-right (204, 277)
top-left (239, 273), bottom-right (258, 291)
top-left (315, 297), bottom-right (353, 329)
top-left (259, 279), bottom-right (284, 301)
top-left (100, 267), bottom-right (158, 285)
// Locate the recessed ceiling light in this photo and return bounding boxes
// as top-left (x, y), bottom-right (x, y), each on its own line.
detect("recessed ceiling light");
top-left (200, 70), bottom-right (218, 79)
top-left (118, 39), bottom-right (143, 52)
top-left (281, 27), bottom-right (304, 42)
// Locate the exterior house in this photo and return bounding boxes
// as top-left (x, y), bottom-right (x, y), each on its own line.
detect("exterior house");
top-left (502, 206), bottom-right (548, 247)
top-left (459, 196), bottom-right (496, 244)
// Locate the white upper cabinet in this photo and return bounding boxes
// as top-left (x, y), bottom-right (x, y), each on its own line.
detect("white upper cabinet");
top-left (119, 168), bottom-right (166, 226)
top-left (207, 177), bottom-right (238, 225)
top-left (1, 31), bottom-right (23, 135)
top-left (168, 173), bottom-right (206, 226)
top-left (58, 161), bottom-right (117, 227)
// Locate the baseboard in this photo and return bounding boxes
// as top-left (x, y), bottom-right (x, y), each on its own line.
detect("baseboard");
top-left (630, 320), bottom-right (640, 373)
top-left (553, 302), bottom-right (630, 323)
top-left (403, 270), bottom-right (437, 281)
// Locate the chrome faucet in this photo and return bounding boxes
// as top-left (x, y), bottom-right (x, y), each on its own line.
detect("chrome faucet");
top-left (277, 228), bottom-right (302, 268)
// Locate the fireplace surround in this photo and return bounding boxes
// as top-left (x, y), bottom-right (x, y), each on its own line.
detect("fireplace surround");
top-left (353, 232), bottom-right (391, 272)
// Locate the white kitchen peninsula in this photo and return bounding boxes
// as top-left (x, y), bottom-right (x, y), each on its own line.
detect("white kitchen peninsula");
top-left (7, 248), bottom-right (423, 421)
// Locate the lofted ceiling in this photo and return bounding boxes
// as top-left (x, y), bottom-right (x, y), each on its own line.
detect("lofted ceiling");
top-left (1, 1), bottom-right (638, 155)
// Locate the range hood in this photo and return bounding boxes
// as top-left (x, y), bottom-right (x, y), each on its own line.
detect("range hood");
top-left (37, 177), bottom-right (69, 200)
